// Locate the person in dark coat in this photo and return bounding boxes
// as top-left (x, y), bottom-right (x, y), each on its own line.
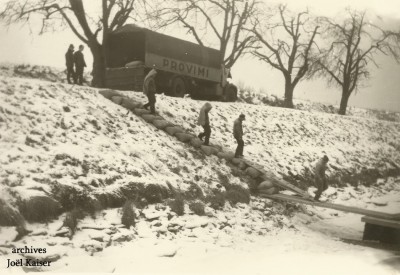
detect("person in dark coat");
top-left (314, 155), bottom-right (329, 201)
top-left (233, 114), bottom-right (245, 158)
top-left (197, 102), bottom-right (212, 145)
top-left (74, 45), bottom-right (86, 85)
top-left (143, 69), bottom-right (157, 114)
top-left (65, 44), bottom-right (75, 84)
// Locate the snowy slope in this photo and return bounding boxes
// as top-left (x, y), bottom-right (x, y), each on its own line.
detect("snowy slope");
top-left (117, 91), bottom-right (400, 187)
top-left (0, 75), bottom-right (249, 216)
top-left (1, 66), bottom-right (400, 274)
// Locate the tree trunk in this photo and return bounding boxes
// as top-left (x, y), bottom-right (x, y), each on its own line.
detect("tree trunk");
top-left (284, 79), bottom-right (294, 108)
top-left (89, 44), bottom-right (106, 88)
top-left (339, 89), bottom-right (350, 115)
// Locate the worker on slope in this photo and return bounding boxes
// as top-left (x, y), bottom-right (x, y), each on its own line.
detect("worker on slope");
top-left (73, 45), bottom-right (87, 85)
top-left (143, 69), bottom-right (157, 114)
top-left (314, 155), bottom-right (329, 201)
top-left (233, 114), bottom-right (246, 158)
top-left (65, 44), bottom-right (76, 84)
top-left (197, 102), bottom-right (212, 145)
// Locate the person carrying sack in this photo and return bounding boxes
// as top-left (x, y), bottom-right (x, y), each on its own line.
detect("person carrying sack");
top-left (197, 102), bottom-right (212, 145)
top-left (143, 69), bottom-right (157, 114)
top-left (314, 155), bottom-right (329, 201)
top-left (233, 114), bottom-right (245, 158)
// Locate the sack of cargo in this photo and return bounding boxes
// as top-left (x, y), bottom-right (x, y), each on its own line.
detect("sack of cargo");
top-left (125, 61), bottom-right (144, 68)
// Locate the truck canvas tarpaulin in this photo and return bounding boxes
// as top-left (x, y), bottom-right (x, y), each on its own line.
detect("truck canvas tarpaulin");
top-left (107, 24), bottom-right (223, 83)
top-left (105, 24), bottom-right (237, 101)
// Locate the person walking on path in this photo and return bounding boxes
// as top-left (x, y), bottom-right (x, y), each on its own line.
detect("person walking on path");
top-left (73, 45), bottom-right (86, 85)
top-left (233, 114), bottom-right (245, 158)
top-left (65, 44), bottom-right (75, 84)
top-left (143, 69), bottom-right (157, 114)
top-left (197, 102), bottom-right (212, 145)
top-left (314, 155), bottom-right (329, 201)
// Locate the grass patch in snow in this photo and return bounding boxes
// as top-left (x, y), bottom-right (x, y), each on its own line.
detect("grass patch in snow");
top-left (225, 185), bottom-right (251, 205)
top-left (19, 195), bottom-right (62, 222)
top-left (121, 200), bottom-right (137, 228)
top-left (167, 195), bottom-right (185, 216)
top-left (189, 201), bottom-right (206, 216)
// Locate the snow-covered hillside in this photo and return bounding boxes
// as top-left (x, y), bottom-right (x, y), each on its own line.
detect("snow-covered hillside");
top-left (1, 67), bottom-right (400, 274)
top-left (0, 75), bottom-right (251, 224)
top-left (118, 91), bottom-right (400, 187)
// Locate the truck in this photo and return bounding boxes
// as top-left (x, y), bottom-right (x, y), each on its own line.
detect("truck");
top-left (104, 24), bottom-right (238, 102)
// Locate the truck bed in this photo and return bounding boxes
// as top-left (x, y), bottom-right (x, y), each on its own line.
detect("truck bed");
top-left (105, 66), bottom-right (145, 91)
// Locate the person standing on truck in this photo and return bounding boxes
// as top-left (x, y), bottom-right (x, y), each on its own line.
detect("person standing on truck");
top-left (143, 69), bottom-right (157, 114)
top-left (197, 102), bottom-right (212, 145)
top-left (65, 44), bottom-right (75, 84)
top-left (314, 155), bottom-right (329, 201)
top-left (233, 114), bottom-right (245, 158)
top-left (74, 45), bottom-right (86, 85)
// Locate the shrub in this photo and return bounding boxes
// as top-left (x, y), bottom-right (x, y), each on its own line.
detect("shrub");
top-left (54, 185), bottom-right (103, 212)
top-left (189, 201), bottom-right (205, 216)
top-left (184, 182), bottom-right (204, 200)
top-left (19, 195), bottom-right (62, 222)
top-left (142, 184), bottom-right (169, 204)
top-left (96, 191), bottom-right (124, 208)
top-left (217, 172), bottom-right (230, 189)
top-left (207, 191), bottom-right (225, 210)
top-left (121, 200), bottom-right (137, 228)
top-left (225, 185), bottom-right (250, 205)
top-left (0, 199), bottom-right (25, 226)
top-left (168, 195), bottom-right (185, 216)
top-left (63, 208), bottom-right (84, 238)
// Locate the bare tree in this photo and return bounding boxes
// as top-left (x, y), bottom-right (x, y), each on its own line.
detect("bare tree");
top-left (316, 10), bottom-right (400, 115)
top-left (149, 0), bottom-right (259, 68)
top-left (250, 5), bottom-right (319, 108)
top-left (0, 0), bottom-right (143, 87)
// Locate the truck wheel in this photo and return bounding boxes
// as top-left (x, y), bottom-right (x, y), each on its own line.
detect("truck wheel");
top-left (171, 77), bottom-right (186, 98)
top-left (224, 85), bottom-right (238, 102)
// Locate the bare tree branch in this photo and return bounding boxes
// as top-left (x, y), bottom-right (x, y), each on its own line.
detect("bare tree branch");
top-left (250, 4), bottom-right (320, 108)
top-left (315, 9), bottom-right (400, 115)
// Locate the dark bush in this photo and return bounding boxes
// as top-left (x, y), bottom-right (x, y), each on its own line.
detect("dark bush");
top-left (206, 191), bottom-right (225, 210)
top-left (121, 200), bottom-right (136, 228)
top-left (63, 208), bottom-right (84, 238)
top-left (189, 201), bottom-right (205, 216)
top-left (19, 195), bottom-right (62, 222)
top-left (168, 195), bottom-right (185, 216)
top-left (184, 182), bottom-right (204, 200)
top-left (53, 184), bottom-right (102, 211)
top-left (96, 191), bottom-right (124, 208)
top-left (0, 199), bottom-right (25, 226)
top-left (142, 184), bottom-right (169, 204)
top-left (225, 185), bottom-right (250, 205)
top-left (217, 172), bottom-right (230, 189)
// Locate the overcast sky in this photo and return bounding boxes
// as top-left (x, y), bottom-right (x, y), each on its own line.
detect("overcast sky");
top-left (0, 0), bottom-right (399, 112)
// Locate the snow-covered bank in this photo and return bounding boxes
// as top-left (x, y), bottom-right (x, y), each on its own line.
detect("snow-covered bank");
top-left (0, 178), bottom-right (399, 274)
top-left (0, 74), bottom-right (255, 229)
top-left (117, 91), bottom-right (400, 187)
top-left (1, 66), bottom-right (400, 274)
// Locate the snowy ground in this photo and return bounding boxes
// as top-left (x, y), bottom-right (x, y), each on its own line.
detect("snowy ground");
top-left (0, 178), bottom-right (399, 274)
top-left (0, 67), bottom-right (400, 274)
top-left (118, 91), bottom-right (400, 186)
top-left (0, 75), bottom-right (250, 212)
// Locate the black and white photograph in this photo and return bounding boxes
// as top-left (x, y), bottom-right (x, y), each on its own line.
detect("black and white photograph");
top-left (0, 0), bottom-right (399, 274)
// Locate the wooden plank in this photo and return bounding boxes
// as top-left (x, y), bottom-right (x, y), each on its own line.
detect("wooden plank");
top-left (242, 159), bottom-right (311, 199)
top-left (361, 216), bottom-right (400, 229)
top-left (272, 180), bottom-right (312, 199)
top-left (262, 193), bottom-right (400, 220)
